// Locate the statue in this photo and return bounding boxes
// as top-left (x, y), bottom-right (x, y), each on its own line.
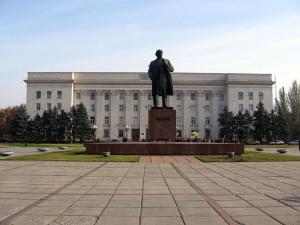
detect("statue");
top-left (148, 49), bottom-right (174, 108)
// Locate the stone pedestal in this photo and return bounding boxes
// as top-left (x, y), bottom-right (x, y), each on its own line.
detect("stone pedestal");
top-left (148, 107), bottom-right (176, 141)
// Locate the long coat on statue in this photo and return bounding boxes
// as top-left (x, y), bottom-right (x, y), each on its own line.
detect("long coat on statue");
top-left (148, 58), bottom-right (174, 96)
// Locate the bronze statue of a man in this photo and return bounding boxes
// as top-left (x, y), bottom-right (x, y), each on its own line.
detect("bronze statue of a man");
top-left (148, 49), bottom-right (174, 108)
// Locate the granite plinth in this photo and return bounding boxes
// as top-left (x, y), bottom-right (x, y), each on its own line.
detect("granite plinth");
top-left (85, 142), bottom-right (244, 155)
top-left (148, 107), bottom-right (176, 141)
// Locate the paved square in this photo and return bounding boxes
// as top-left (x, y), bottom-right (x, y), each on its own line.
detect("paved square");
top-left (0, 160), bottom-right (299, 225)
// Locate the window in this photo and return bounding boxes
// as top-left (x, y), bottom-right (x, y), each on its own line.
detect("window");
top-left (239, 104), bottom-right (244, 111)
top-left (90, 116), bottom-right (95, 124)
top-left (220, 93), bottom-right (225, 101)
top-left (133, 92), bottom-right (139, 100)
top-left (36, 91), bottom-right (41, 99)
top-left (36, 103), bottom-right (41, 111)
top-left (205, 117), bottom-right (210, 125)
top-left (104, 92), bottom-right (110, 100)
top-left (205, 92), bottom-right (211, 101)
top-left (118, 129), bottom-right (124, 138)
top-left (191, 93), bottom-right (196, 101)
top-left (119, 104), bottom-right (125, 112)
top-left (176, 92), bottom-right (183, 100)
top-left (190, 105), bottom-right (197, 112)
top-left (238, 92), bottom-right (243, 100)
top-left (47, 91), bottom-right (52, 99)
top-left (133, 116), bottom-right (139, 125)
top-left (57, 91), bottom-right (62, 99)
top-left (91, 104), bottom-right (95, 112)
top-left (57, 103), bottom-right (62, 110)
top-left (133, 105), bottom-right (138, 112)
top-left (248, 92), bottom-right (253, 100)
top-left (119, 116), bottom-right (125, 125)
top-left (104, 116), bottom-right (110, 125)
top-left (103, 129), bottom-right (109, 138)
top-left (119, 92), bottom-right (125, 100)
top-left (249, 104), bottom-right (254, 111)
top-left (191, 117), bottom-right (197, 125)
top-left (105, 104), bottom-right (110, 112)
top-left (176, 117), bottom-right (182, 125)
top-left (259, 92), bottom-right (264, 100)
top-left (90, 92), bottom-right (96, 100)
top-left (47, 103), bottom-right (51, 110)
top-left (76, 92), bottom-right (81, 100)
top-left (219, 105), bottom-right (224, 112)
top-left (204, 105), bottom-right (210, 112)
top-left (148, 93), bottom-right (152, 100)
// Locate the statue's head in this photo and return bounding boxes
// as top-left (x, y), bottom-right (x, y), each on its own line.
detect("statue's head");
top-left (155, 49), bottom-right (163, 59)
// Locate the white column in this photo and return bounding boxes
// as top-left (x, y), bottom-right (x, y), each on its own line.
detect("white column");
top-left (95, 90), bottom-right (103, 139)
top-left (110, 90), bottom-right (118, 139)
top-left (211, 92), bottom-right (219, 139)
top-left (197, 91), bottom-right (205, 136)
top-left (183, 91), bottom-right (190, 137)
top-left (125, 90), bottom-right (132, 140)
top-left (139, 90), bottom-right (148, 140)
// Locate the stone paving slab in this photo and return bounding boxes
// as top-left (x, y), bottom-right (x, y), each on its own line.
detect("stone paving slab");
top-left (0, 160), bottom-right (299, 225)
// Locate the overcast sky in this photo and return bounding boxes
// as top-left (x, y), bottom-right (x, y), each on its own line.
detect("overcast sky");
top-left (0, 0), bottom-right (300, 108)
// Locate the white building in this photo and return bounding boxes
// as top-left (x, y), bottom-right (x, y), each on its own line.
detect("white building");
top-left (25, 72), bottom-right (274, 141)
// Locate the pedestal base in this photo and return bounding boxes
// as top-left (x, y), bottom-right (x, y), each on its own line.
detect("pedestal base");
top-left (148, 107), bottom-right (176, 141)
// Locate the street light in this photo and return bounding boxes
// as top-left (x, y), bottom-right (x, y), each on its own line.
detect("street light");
top-left (91, 124), bottom-right (97, 142)
top-left (125, 124), bottom-right (130, 141)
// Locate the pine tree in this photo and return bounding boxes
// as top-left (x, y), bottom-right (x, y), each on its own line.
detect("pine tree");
top-left (75, 103), bottom-right (93, 142)
top-left (218, 107), bottom-right (235, 142)
top-left (70, 103), bottom-right (93, 143)
top-left (57, 110), bottom-right (71, 143)
top-left (9, 105), bottom-right (29, 143)
top-left (253, 102), bottom-right (269, 143)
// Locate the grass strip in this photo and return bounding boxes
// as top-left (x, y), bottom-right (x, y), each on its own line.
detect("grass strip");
top-left (197, 151), bottom-right (300, 162)
top-left (3, 148), bottom-right (138, 162)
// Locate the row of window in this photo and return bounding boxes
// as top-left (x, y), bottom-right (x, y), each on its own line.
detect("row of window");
top-left (176, 117), bottom-right (210, 126)
top-left (239, 104), bottom-right (254, 112)
top-left (175, 92), bottom-right (223, 101)
top-left (36, 91), bottom-right (62, 99)
top-left (90, 104), bottom-right (139, 112)
top-left (238, 92), bottom-right (263, 100)
top-left (76, 92), bottom-right (142, 101)
top-left (74, 91), bottom-right (226, 102)
top-left (91, 116), bottom-right (209, 127)
top-left (90, 116), bottom-right (139, 126)
top-left (36, 103), bottom-right (62, 111)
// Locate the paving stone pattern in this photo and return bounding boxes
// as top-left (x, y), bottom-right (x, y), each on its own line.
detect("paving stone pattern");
top-left (0, 160), bottom-right (299, 225)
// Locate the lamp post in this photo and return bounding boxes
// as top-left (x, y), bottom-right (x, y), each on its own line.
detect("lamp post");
top-left (91, 124), bottom-right (97, 142)
top-left (125, 124), bottom-right (130, 141)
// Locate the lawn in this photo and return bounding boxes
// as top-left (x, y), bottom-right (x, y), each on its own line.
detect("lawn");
top-left (197, 151), bottom-right (300, 162)
top-left (3, 148), bottom-right (138, 162)
top-left (0, 143), bottom-right (84, 148)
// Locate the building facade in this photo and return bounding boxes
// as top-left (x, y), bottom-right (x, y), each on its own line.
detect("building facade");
top-left (25, 72), bottom-right (274, 141)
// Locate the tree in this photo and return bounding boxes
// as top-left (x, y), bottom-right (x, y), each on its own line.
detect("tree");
top-left (287, 81), bottom-right (300, 139)
top-left (9, 105), bottom-right (29, 143)
top-left (70, 103), bottom-right (93, 143)
top-left (27, 114), bottom-right (43, 143)
top-left (253, 102), bottom-right (269, 143)
top-left (57, 110), bottom-right (71, 143)
top-left (218, 107), bottom-right (235, 142)
top-left (0, 106), bottom-right (17, 140)
top-left (234, 110), bottom-right (253, 143)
